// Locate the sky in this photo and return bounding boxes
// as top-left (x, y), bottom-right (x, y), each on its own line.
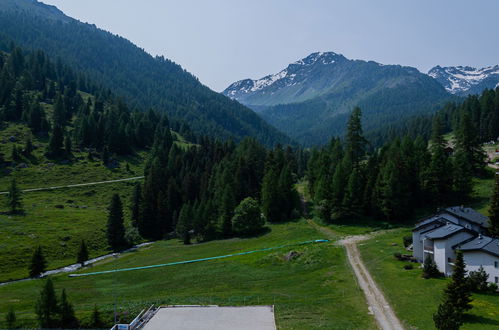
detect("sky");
top-left (40, 0), bottom-right (499, 92)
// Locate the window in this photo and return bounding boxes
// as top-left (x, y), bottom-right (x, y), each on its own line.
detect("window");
top-left (496, 277), bottom-right (499, 284)
top-left (495, 261), bottom-right (499, 268)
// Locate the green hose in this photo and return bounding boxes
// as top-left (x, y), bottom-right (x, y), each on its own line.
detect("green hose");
top-left (69, 239), bottom-right (329, 277)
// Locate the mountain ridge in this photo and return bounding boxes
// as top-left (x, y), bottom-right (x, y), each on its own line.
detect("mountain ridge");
top-left (0, 0), bottom-right (291, 146)
top-left (428, 65), bottom-right (499, 96)
top-left (223, 51), bottom-right (452, 146)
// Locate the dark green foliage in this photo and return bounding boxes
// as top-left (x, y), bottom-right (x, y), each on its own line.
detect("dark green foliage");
top-left (130, 183), bottom-right (141, 227)
top-left (422, 255), bottom-right (441, 279)
top-left (433, 251), bottom-right (472, 330)
top-left (176, 203), bottom-right (192, 245)
top-left (7, 178), bottom-right (22, 214)
top-left (5, 306), bottom-right (16, 329)
top-left (76, 239), bottom-right (89, 266)
top-left (35, 278), bottom-right (59, 328)
top-left (433, 300), bottom-right (463, 330)
top-left (489, 174), bottom-right (499, 237)
top-left (467, 266), bottom-right (489, 293)
top-left (106, 194), bottom-right (127, 251)
top-left (23, 136), bottom-right (33, 155)
top-left (59, 289), bottom-right (79, 328)
top-left (64, 134), bottom-right (72, 156)
top-left (89, 305), bottom-right (105, 329)
top-left (29, 245), bottom-right (46, 278)
top-left (0, 7), bottom-right (290, 146)
top-left (402, 236), bottom-right (412, 248)
top-left (46, 124), bottom-right (64, 158)
top-left (345, 107), bottom-right (367, 165)
top-left (232, 197), bottom-right (265, 236)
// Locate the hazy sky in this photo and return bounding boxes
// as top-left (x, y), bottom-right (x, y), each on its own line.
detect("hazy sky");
top-left (41, 0), bottom-right (499, 92)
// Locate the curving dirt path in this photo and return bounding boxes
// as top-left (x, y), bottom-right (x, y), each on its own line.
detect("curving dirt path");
top-left (307, 220), bottom-right (404, 330)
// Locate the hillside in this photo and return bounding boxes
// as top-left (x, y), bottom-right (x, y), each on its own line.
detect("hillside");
top-left (224, 52), bottom-right (453, 146)
top-left (0, 0), bottom-right (291, 146)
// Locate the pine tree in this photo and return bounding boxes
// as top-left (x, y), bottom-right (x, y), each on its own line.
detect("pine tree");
top-left (130, 183), bottom-right (141, 227)
top-left (454, 110), bottom-right (485, 175)
top-left (35, 278), bottom-right (59, 329)
top-left (90, 305), bottom-right (104, 329)
top-left (59, 289), bottom-right (79, 328)
top-left (47, 124), bottom-right (64, 157)
top-left (5, 306), bottom-right (16, 329)
top-left (7, 178), bottom-right (22, 214)
top-left (422, 255), bottom-right (441, 279)
top-left (489, 174), bottom-right (499, 237)
top-left (433, 251), bottom-right (472, 329)
top-left (23, 136), bottom-right (33, 156)
top-left (345, 107), bottom-right (367, 165)
top-left (342, 167), bottom-right (364, 219)
top-left (102, 146), bottom-right (110, 165)
top-left (11, 144), bottom-right (20, 161)
top-left (261, 165), bottom-right (281, 222)
top-left (29, 245), bottom-right (46, 278)
top-left (176, 203), bottom-right (192, 244)
top-left (76, 239), bottom-right (89, 266)
top-left (106, 194), bottom-right (127, 251)
top-left (64, 135), bottom-right (72, 156)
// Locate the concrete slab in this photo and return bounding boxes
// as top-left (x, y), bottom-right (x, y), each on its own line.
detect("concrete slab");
top-left (142, 305), bottom-right (276, 330)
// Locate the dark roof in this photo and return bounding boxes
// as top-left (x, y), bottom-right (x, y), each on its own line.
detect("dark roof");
top-left (445, 206), bottom-right (489, 228)
top-left (413, 216), bottom-right (446, 232)
top-left (459, 236), bottom-right (499, 258)
top-left (424, 224), bottom-right (467, 240)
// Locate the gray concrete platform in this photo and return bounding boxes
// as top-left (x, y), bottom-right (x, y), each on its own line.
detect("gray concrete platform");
top-left (142, 305), bottom-right (276, 330)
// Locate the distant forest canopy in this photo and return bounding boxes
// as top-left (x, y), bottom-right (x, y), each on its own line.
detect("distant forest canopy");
top-left (0, 39), bottom-right (197, 157)
top-left (0, 2), bottom-right (291, 146)
top-left (308, 87), bottom-right (498, 223)
top-left (367, 87), bottom-right (499, 148)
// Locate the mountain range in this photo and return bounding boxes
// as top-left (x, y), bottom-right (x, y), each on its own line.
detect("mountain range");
top-left (224, 52), bottom-right (454, 146)
top-left (0, 0), bottom-right (290, 146)
top-left (428, 65), bottom-right (499, 96)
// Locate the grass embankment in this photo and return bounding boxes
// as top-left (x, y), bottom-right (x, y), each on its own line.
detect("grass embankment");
top-left (0, 220), bottom-right (375, 329)
top-left (359, 229), bottom-right (499, 329)
top-left (0, 123), bottom-right (148, 282)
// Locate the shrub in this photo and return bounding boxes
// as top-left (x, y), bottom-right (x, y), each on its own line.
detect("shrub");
top-left (467, 266), bottom-right (489, 292)
top-left (402, 235), bottom-right (413, 248)
top-left (393, 252), bottom-right (402, 260)
top-left (404, 264), bottom-right (414, 270)
top-left (422, 255), bottom-right (442, 279)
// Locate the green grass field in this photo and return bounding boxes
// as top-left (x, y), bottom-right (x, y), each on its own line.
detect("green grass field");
top-left (359, 229), bottom-right (499, 329)
top-left (0, 220), bottom-right (376, 329)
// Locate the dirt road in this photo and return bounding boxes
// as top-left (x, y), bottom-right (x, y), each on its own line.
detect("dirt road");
top-left (307, 220), bottom-right (404, 330)
top-left (341, 235), bottom-right (404, 330)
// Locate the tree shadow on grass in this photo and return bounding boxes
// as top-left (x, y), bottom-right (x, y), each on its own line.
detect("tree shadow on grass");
top-left (464, 313), bottom-right (499, 326)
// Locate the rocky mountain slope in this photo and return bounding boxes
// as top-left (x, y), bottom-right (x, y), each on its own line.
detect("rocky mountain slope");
top-left (428, 65), bottom-right (499, 96)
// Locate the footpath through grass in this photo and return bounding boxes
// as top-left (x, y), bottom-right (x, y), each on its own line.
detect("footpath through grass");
top-left (0, 220), bottom-right (376, 329)
top-left (359, 229), bottom-right (499, 329)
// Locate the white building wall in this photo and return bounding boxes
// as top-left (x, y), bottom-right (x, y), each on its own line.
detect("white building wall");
top-left (413, 222), bottom-right (442, 262)
top-left (463, 251), bottom-right (499, 284)
top-left (433, 232), bottom-right (475, 275)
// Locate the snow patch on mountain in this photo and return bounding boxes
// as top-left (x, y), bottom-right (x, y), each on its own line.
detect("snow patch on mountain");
top-left (428, 65), bottom-right (499, 95)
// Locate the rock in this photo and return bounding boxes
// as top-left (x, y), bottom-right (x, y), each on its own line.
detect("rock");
top-left (54, 204), bottom-right (64, 209)
top-left (46, 163), bottom-right (55, 168)
top-left (17, 163), bottom-right (28, 169)
top-left (390, 243), bottom-right (398, 246)
top-left (8, 136), bottom-right (16, 142)
top-left (284, 251), bottom-right (301, 261)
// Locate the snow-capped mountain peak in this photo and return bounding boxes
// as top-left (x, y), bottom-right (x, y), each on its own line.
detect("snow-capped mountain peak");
top-left (428, 65), bottom-right (499, 95)
top-left (224, 52), bottom-right (346, 98)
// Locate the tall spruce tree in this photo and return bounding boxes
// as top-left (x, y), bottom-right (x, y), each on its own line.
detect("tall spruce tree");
top-left (489, 174), bottom-right (499, 237)
top-left (59, 289), bottom-right (79, 328)
top-left (345, 107), bottom-right (367, 165)
top-left (130, 183), bottom-right (141, 227)
top-left (7, 178), bottom-right (22, 214)
top-left (90, 305), bottom-right (104, 329)
top-left (29, 245), bottom-right (47, 278)
top-left (46, 124), bottom-right (64, 157)
top-left (35, 278), bottom-right (59, 329)
top-left (106, 194), bottom-right (127, 251)
top-left (261, 164), bottom-right (281, 222)
top-left (433, 251), bottom-right (472, 329)
top-left (5, 306), bottom-right (16, 329)
top-left (76, 239), bottom-right (89, 266)
top-left (176, 203), bottom-right (192, 244)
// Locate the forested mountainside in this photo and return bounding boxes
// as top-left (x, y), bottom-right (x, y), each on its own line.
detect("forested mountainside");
top-left (0, 0), bottom-right (291, 146)
top-left (224, 52), bottom-right (453, 146)
top-left (308, 87), bottom-right (499, 223)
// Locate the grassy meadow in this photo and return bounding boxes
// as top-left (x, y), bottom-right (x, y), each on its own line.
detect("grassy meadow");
top-left (0, 220), bottom-right (376, 329)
